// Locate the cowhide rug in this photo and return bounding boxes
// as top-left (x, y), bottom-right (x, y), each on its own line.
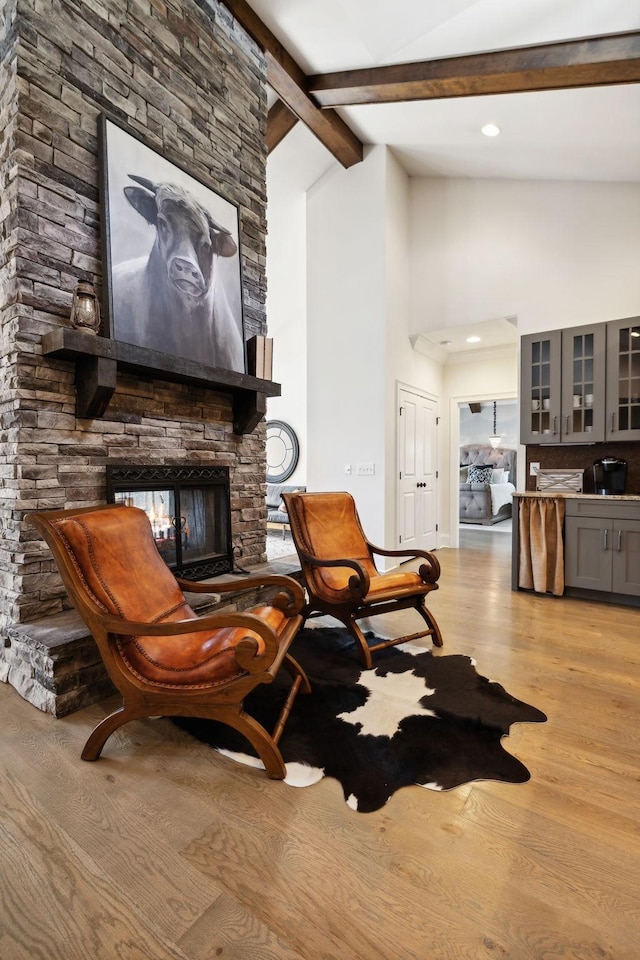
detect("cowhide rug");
top-left (174, 626), bottom-right (547, 813)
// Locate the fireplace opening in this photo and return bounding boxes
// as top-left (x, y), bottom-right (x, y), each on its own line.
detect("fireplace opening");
top-left (106, 464), bottom-right (233, 581)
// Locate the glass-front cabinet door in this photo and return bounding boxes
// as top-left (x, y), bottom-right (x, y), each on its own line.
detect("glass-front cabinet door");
top-left (520, 330), bottom-right (562, 443)
top-left (606, 316), bottom-right (640, 441)
top-left (560, 323), bottom-right (606, 442)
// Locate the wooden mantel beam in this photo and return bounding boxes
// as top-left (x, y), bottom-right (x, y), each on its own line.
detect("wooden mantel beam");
top-left (308, 32), bottom-right (640, 106)
top-left (224, 0), bottom-right (363, 168)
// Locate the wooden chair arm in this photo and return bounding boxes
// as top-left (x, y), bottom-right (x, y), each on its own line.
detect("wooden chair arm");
top-left (366, 541), bottom-right (441, 584)
top-left (294, 549), bottom-right (370, 597)
top-left (98, 610), bottom-right (283, 674)
top-left (176, 573), bottom-right (305, 616)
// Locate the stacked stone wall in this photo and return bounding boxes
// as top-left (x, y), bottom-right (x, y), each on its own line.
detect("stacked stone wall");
top-left (1, 0), bottom-right (22, 640)
top-left (0, 0), bottom-right (269, 660)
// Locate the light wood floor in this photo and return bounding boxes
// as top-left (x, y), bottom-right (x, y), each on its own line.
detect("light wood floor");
top-left (2, 532), bottom-right (639, 960)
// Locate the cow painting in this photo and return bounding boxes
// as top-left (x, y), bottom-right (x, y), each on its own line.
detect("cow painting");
top-left (111, 175), bottom-right (244, 372)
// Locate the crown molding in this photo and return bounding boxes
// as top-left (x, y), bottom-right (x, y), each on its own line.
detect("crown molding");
top-left (410, 335), bottom-right (517, 367)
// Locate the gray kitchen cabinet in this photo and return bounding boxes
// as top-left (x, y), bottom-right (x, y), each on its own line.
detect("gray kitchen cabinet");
top-left (564, 516), bottom-right (612, 592)
top-left (564, 499), bottom-right (640, 602)
top-left (520, 330), bottom-right (562, 444)
top-left (614, 519), bottom-right (640, 595)
top-left (521, 317), bottom-right (638, 445)
top-left (560, 323), bottom-right (606, 443)
top-left (520, 324), bottom-right (606, 443)
top-left (605, 316), bottom-right (640, 442)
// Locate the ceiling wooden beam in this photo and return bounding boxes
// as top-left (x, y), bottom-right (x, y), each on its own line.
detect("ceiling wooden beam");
top-left (266, 100), bottom-right (299, 154)
top-left (264, 53), bottom-right (362, 166)
top-left (308, 32), bottom-right (640, 106)
top-left (223, 0), bottom-right (363, 167)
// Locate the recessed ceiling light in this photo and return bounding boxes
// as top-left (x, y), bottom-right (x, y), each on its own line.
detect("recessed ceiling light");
top-left (466, 335), bottom-right (481, 343)
top-left (481, 123), bottom-right (501, 137)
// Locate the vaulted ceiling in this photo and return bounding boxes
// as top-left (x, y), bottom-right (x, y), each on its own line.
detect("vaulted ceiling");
top-left (227, 0), bottom-right (640, 182)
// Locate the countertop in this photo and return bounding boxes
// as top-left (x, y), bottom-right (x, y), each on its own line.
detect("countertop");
top-left (513, 492), bottom-right (640, 501)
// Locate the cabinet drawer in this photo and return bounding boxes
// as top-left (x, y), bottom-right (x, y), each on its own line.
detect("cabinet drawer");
top-left (564, 499), bottom-right (640, 521)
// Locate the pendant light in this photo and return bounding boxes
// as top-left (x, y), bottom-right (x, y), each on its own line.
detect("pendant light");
top-left (489, 400), bottom-right (501, 449)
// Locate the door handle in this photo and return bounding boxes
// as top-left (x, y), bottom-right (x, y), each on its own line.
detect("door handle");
top-left (552, 416), bottom-right (558, 435)
top-left (603, 528), bottom-right (608, 551)
top-left (616, 530), bottom-right (622, 552)
top-left (611, 412), bottom-right (615, 433)
top-left (565, 415), bottom-right (570, 434)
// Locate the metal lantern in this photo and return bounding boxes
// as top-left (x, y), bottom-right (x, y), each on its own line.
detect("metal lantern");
top-left (70, 282), bottom-right (101, 334)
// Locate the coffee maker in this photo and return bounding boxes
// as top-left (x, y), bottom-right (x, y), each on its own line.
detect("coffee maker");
top-left (593, 457), bottom-right (627, 495)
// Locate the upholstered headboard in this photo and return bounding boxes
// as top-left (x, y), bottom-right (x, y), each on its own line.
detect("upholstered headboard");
top-left (459, 444), bottom-right (516, 476)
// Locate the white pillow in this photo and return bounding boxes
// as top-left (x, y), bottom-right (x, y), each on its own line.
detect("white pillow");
top-left (502, 471), bottom-right (510, 483)
top-left (490, 468), bottom-right (504, 484)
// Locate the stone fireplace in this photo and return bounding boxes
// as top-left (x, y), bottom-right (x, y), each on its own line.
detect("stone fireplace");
top-left (0, 1), bottom-right (274, 714)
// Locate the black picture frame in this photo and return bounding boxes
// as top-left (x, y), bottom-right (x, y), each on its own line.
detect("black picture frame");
top-left (99, 114), bottom-right (246, 373)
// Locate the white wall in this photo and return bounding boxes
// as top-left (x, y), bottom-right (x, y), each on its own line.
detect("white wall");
top-left (265, 124), bottom-right (334, 488)
top-left (384, 151), bottom-right (444, 548)
top-left (443, 348), bottom-right (519, 405)
top-left (305, 147), bottom-right (447, 548)
top-left (409, 178), bottom-right (640, 337)
top-left (306, 147), bottom-right (388, 542)
top-left (267, 144), bottom-right (445, 549)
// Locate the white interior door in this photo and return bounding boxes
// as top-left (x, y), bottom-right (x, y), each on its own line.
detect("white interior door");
top-left (398, 387), bottom-right (437, 552)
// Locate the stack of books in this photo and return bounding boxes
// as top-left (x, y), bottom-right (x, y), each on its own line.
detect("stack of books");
top-left (246, 335), bottom-right (273, 379)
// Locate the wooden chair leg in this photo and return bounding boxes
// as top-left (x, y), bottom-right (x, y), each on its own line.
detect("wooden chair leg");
top-left (221, 707), bottom-right (287, 779)
top-left (416, 601), bottom-right (444, 647)
top-left (343, 603), bottom-right (443, 667)
top-left (344, 619), bottom-right (374, 670)
top-left (284, 653), bottom-right (312, 694)
top-left (81, 704), bottom-right (150, 761)
top-left (82, 700), bottom-right (290, 779)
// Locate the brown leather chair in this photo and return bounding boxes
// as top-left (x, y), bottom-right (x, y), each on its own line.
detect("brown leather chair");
top-left (30, 503), bottom-right (310, 779)
top-left (283, 491), bottom-right (443, 669)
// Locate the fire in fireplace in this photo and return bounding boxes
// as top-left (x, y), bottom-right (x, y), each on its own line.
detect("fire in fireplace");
top-left (106, 464), bottom-right (232, 580)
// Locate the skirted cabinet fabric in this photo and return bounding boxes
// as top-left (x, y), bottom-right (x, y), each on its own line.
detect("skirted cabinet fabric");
top-left (518, 497), bottom-right (566, 596)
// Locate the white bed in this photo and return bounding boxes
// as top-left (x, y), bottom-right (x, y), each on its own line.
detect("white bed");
top-left (459, 445), bottom-right (517, 526)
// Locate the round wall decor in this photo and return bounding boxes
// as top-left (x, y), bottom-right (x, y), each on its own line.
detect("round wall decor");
top-left (265, 420), bottom-right (299, 483)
